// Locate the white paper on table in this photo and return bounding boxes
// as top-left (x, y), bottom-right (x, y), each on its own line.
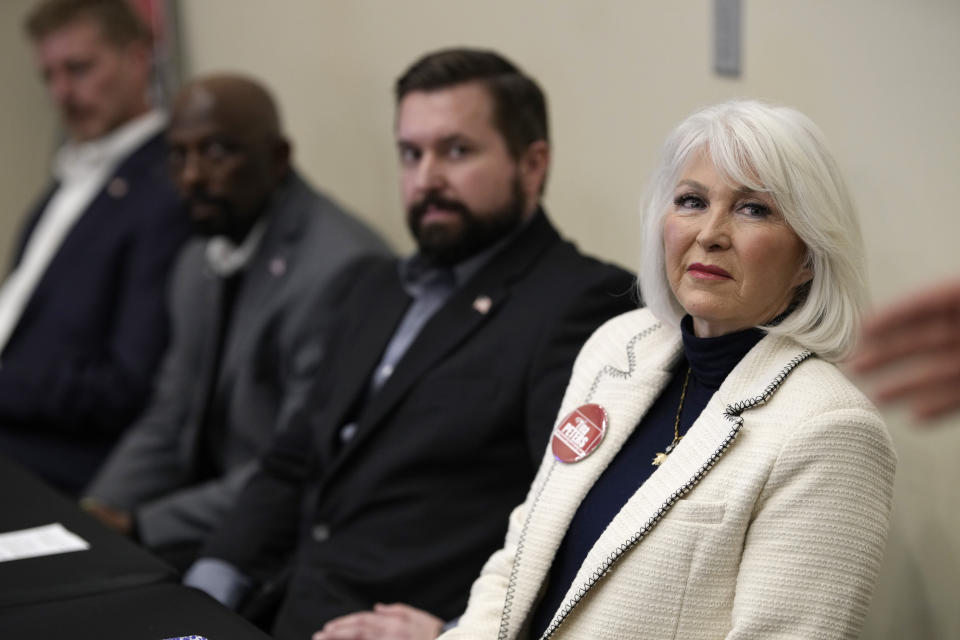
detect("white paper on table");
top-left (0, 523), bottom-right (90, 562)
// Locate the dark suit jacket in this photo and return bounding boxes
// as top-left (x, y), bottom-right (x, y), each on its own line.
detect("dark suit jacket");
top-left (202, 210), bottom-right (638, 639)
top-left (0, 131), bottom-right (190, 493)
top-left (86, 171), bottom-right (389, 550)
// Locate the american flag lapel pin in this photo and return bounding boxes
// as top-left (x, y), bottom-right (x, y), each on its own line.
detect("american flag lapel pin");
top-left (472, 295), bottom-right (492, 315)
top-left (107, 177), bottom-right (128, 198)
top-left (269, 257), bottom-right (287, 277)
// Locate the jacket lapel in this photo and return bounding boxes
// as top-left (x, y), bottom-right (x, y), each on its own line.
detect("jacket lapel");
top-left (348, 277), bottom-right (508, 437)
top-left (310, 267), bottom-right (410, 471)
top-left (12, 131), bottom-right (167, 271)
top-left (321, 212), bottom-right (560, 480)
top-left (500, 320), bottom-right (680, 637)
top-left (605, 333), bottom-right (815, 540)
top-left (216, 176), bottom-right (310, 389)
top-left (535, 333), bottom-right (815, 638)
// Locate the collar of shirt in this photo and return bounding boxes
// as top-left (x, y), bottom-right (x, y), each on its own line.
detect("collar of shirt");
top-left (53, 109), bottom-right (167, 184)
top-left (204, 218), bottom-right (269, 277)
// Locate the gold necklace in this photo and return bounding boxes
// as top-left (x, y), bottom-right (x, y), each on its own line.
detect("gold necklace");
top-left (652, 367), bottom-right (690, 466)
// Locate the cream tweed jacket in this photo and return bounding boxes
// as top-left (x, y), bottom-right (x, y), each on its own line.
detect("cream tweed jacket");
top-left (442, 308), bottom-right (896, 640)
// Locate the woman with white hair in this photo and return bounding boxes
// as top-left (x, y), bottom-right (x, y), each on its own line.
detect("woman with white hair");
top-left (439, 101), bottom-right (896, 640)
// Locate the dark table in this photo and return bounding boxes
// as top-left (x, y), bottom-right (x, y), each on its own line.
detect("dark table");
top-left (0, 582), bottom-right (271, 639)
top-left (0, 456), bottom-right (270, 638)
top-left (0, 454), bottom-right (176, 608)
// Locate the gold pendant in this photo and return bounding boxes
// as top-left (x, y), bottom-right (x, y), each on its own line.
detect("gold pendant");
top-left (652, 452), bottom-right (668, 466)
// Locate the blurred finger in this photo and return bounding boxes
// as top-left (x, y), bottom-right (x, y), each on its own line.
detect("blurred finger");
top-left (910, 380), bottom-right (960, 421)
top-left (874, 351), bottom-right (960, 402)
top-left (853, 312), bottom-right (960, 372)
top-left (862, 280), bottom-right (960, 338)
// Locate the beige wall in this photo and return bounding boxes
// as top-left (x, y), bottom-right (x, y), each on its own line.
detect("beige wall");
top-left (2, 0), bottom-right (958, 637)
top-left (0, 0), bottom-right (57, 264)
top-left (177, 0), bottom-right (960, 298)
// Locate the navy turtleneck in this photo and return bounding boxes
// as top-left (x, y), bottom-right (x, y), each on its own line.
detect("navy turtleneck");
top-left (529, 316), bottom-right (764, 637)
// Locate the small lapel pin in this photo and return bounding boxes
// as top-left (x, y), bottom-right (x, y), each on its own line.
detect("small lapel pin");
top-left (269, 257), bottom-right (287, 277)
top-left (107, 177), bottom-right (128, 199)
top-left (472, 295), bottom-right (492, 315)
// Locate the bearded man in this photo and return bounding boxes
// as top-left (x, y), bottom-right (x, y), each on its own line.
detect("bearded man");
top-left (185, 48), bottom-right (636, 640)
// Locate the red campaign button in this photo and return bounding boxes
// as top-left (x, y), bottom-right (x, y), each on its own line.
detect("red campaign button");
top-left (551, 404), bottom-right (608, 463)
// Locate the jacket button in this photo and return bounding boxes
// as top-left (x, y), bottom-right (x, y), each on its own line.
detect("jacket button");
top-left (312, 523), bottom-right (331, 542)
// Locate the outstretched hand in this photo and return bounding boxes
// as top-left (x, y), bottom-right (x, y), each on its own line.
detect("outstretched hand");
top-left (851, 279), bottom-right (960, 421)
top-left (312, 603), bottom-right (445, 640)
top-left (80, 498), bottom-right (133, 536)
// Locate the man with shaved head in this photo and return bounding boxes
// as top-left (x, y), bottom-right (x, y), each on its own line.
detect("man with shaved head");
top-left (83, 73), bottom-right (388, 568)
top-left (0, 0), bottom-right (189, 493)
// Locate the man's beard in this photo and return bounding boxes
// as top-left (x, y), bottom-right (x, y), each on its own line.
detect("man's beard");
top-left (187, 191), bottom-right (255, 243)
top-left (407, 177), bottom-right (526, 266)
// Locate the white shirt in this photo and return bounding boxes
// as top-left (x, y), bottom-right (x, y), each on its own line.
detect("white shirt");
top-left (204, 218), bottom-right (268, 278)
top-left (0, 110), bottom-right (167, 358)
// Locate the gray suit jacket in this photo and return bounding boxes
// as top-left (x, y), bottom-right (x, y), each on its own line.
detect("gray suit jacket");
top-left (86, 171), bottom-right (389, 548)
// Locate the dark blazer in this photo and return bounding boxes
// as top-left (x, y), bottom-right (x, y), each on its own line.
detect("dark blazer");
top-left (86, 171), bottom-right (390, 550)
top-left (0, 131), bottom-right (190, 493)
top-left (202, 210), bottom-right (638, 639)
